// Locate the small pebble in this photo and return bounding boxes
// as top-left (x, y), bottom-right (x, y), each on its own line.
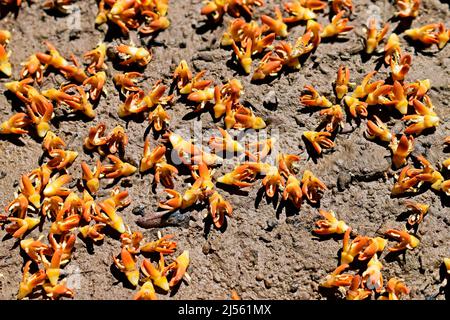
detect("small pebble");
top-left (318, 64), bottom-right (330, 74)
top-left (311, 274), bottom-right (321, 281)
top-left (194, 52), bottom-right (214, 62)
top-left (392, 121), bottom-right (404, 135)
top-left (263, 91), bottom-right (278, 110)
top-left (53, 107), bottom-right (66, 118)
top-left (341, 52), bottom-right (351, 61)
top-left (418, 226), bottom-right (428, 235)
top-left (297, 290), bottom-right (310, 299)
top-left (188, 220), bottom-right (197, 228)
top-left (132, 205), bottom-right (146, 216)
top-left (264, 279), bottom-right (272, 289)
top-left (96, 23), bottom-right (109, 34)
top-left (69, 29), bottom-right (81, 40)
top-left (337, 172), bottom-right (352, 191)
top-left (326, 52), bottom-right (338, 59)
top-left (106, 46), bottom-right (117, 60)
top-left (256, 273), bottom-right (264, 281)
top-left (294, 115), bottom-right (305, 127)
top-left (69, 179), bottom-right (79, 189)
top-left (266, 218), bottom-right (278, 231)
top-left (202, 242), bottom-right (211, 255)
top-left (289, 284), bottom-right (298, 293)
top-left (120, 178), bottom-right (133, 188)
top-left (422, 141), bottom-right (431, 148)
top-left (340, 123), bottom-right (354, 134)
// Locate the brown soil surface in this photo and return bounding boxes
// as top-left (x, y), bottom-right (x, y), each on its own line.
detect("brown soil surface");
top-left (0, 0), bottom-right (449, 300)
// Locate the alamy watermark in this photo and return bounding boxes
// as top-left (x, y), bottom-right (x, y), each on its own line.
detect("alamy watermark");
top-left (366, 1), bottom-right (391, 27)
top-left (61, 264), bottom-right (82, 290)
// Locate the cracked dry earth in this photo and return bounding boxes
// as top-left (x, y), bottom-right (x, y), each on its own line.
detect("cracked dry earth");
top-left (0, 0), bottom-right (449, 300)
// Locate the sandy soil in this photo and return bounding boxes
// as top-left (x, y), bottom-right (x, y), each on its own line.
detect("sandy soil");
top-left (0, 0), bottom-right (449, 300)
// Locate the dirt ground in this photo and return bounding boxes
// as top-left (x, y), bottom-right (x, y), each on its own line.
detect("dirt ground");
top-left (0, 0), bottom-right (449, 300)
